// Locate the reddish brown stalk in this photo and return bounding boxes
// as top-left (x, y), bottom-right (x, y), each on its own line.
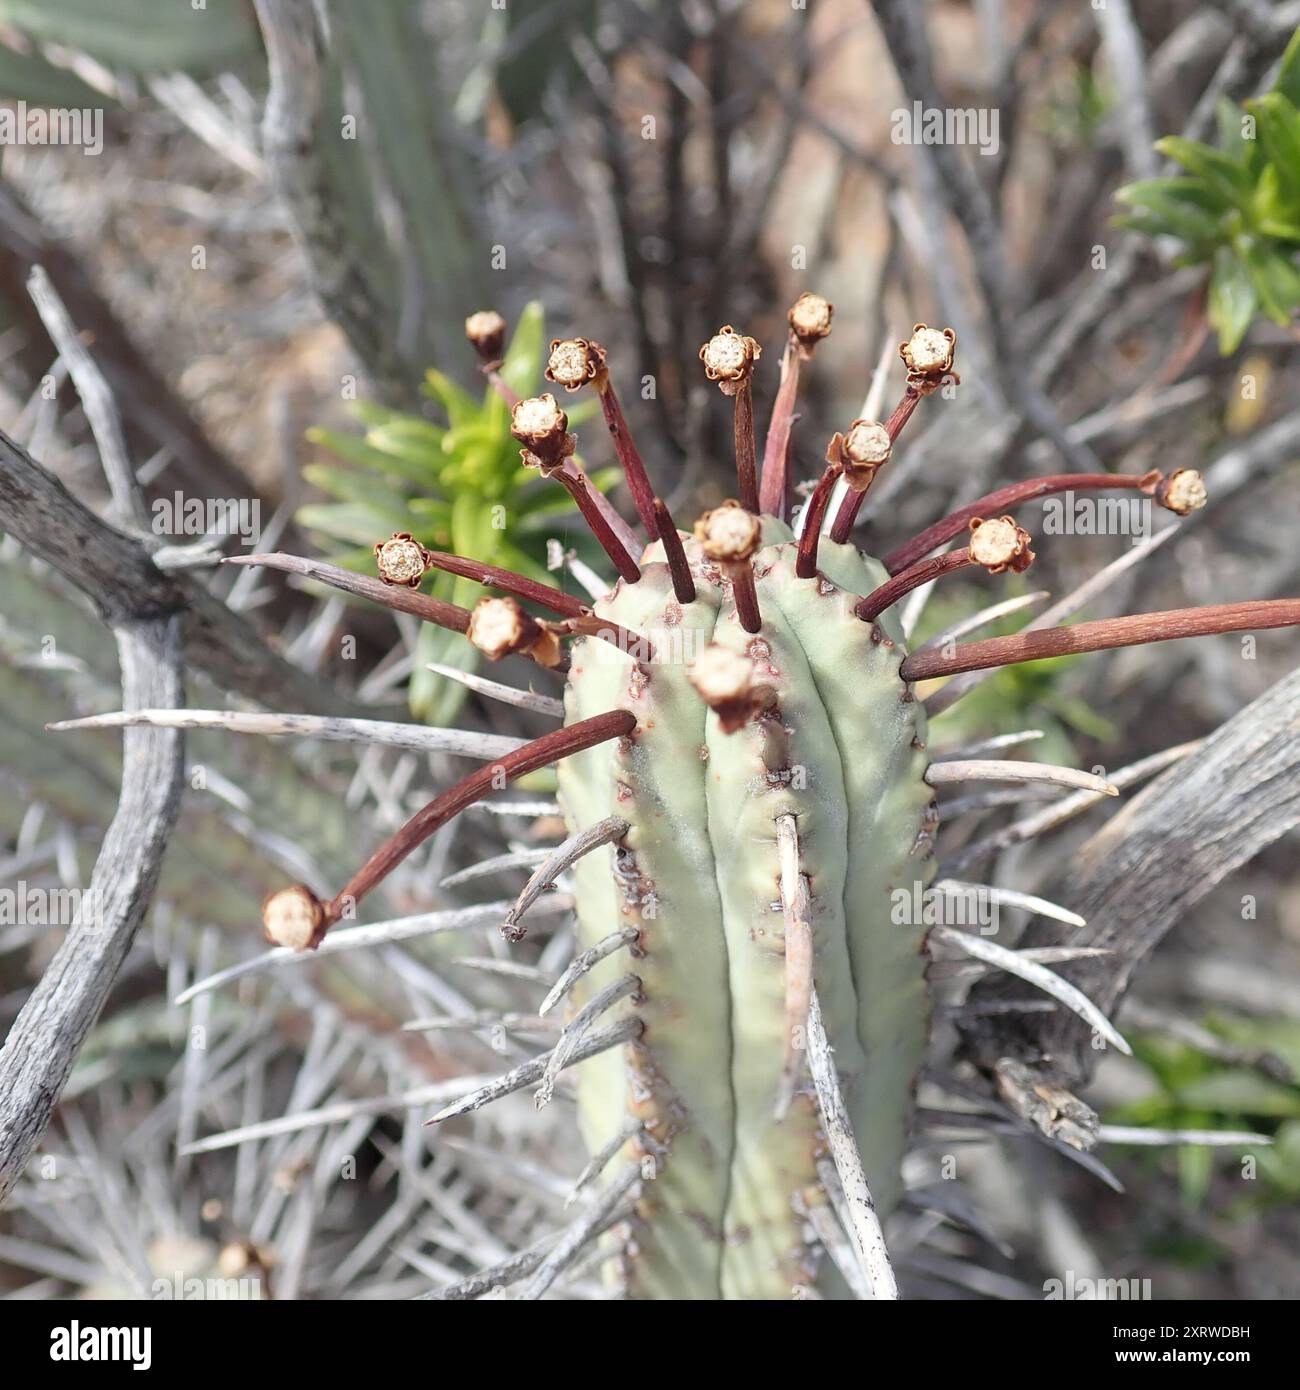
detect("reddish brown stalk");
top-left (759, 337), bottom-right (800, 518)
top-left (900, 600), bottom-right (1300, 683)
top-left (653, 497), bottom-right (696, 603)
top-left (855, 548), bottom-right (977, 623)
top-left (731, 564), bottom-right (762, 634)
top-left (420, 550), bottom-right (650, 657)
top-left (828, 388), bottom-right (922, 544)
top-left (556, 460), bottom-right (642, 562)
top-left (553, 468), bottom-right (642, 585)
top-left (883, 472), bottom-right (1157, 575)
top-left (421, 551), bottom-right (588, 618)
top-left (794, 466), bottom-right (841, 579)
top-left (224, 553), bottom-right (470, 633)
top-left (734, 379), bottom-right (759, 512)
top-left (321, 710), bottom-right (637, 931)
top-left (596, 374), bottom-right (658, 537)
top-left (490, 369), bottom-right (639, 564)
top-left (484, 367), bottom-right (520, 408)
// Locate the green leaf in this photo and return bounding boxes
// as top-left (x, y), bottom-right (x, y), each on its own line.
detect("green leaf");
top-left (408, 623), bottom-right (474, 724)
top-left (297, 501), bottom-right (413, 546)
top-left (1208, 247), bottom-right (1258, 352)
top-left (1241, 242), bottom-right (1300, 324)
top-left (494, 540), bottom-right (561, 588)
top-left (1215, 97), bottom-right (1246, 153)
top-left (348, 401), bottom-right (413, 430)
top-left (422, 368), bottom-right (483, 430)
top-left (1118, 175), bottom-right (1234, 216)
top-left (500, 301), bottom-right (546, 397)
top-left (0, 37), bottom-right (110, 104)
top-left (1178, 1141), bottom-right (1214, 1209)
top-left (1115, 181), bottom-right (1225, 246)
top-left (305, 426), bottom-right (436, 489)
top-left (364, 421), bottom-right (446, 472)
top-left (1175, 1069), bottom-right (1300, 1118)
top-left (1272, 22), bottom-right (1300, 109)
top-left (0, 0), bottom-right (257, 74)
top-left (302, 463), bottom-right (407, 510)
top-left (1250, 93), bottom-right (1300, 211)
top-left (405, 496), bottom-right (454, 527)
top-left (1156, 136), bottom-right (1250, 207)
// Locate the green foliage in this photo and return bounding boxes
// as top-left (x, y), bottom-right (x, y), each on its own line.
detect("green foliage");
top-left (302, 303), bottom-right (614, 721)
top-left (1111, 1018), bottom-right (1300, 1210)
top-left (0, 0), bottom-right (257, 79)
top-left (1114, 28), bottom-right (1300, 353)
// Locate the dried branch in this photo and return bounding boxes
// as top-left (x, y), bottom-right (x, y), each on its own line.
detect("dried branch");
top-left (0, 618), bottom-right (185, 1202)
top-left (0, 428), bottom-right (381, 718)
top-left (960, 665), bottom-right (1300, 1127)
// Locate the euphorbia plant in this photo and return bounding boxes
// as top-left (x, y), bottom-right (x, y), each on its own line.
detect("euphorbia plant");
top-left (225, 291), bottom-right (1299, 1300)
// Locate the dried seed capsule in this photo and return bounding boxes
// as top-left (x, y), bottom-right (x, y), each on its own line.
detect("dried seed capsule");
top-left (788, 292), bottom-right (834, 347)
top-left (967, 515), bottom-right (1035, 574)
top-left (828, 418), bottom-right (893, 492)
top-left (263, 883), bottom-right (326, 952)
top-left (465, 309), bottom-right (507, 363)
top-left (374, 531), bottom-right (432, 587)
top-left (545, 337), bottom-right (604, 392)
top-left (900, 322), bottom-right (957, 389)
top-left (688, 643), bottom-right (773, 733)
top-left (468, 596), bottom-right (563, 667)
top-left (510, 393), bottom-right (576, 473)
top-left (699, 325), bottom-right (761, 386)
top-left (1155, 468), bottom-right (1207, 516)
top-left (694, 501), bottom-right (762, 564)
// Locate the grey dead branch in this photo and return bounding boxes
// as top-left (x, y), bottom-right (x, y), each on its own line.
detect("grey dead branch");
top-left (960, 664), bottom-right (1300, 1141)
